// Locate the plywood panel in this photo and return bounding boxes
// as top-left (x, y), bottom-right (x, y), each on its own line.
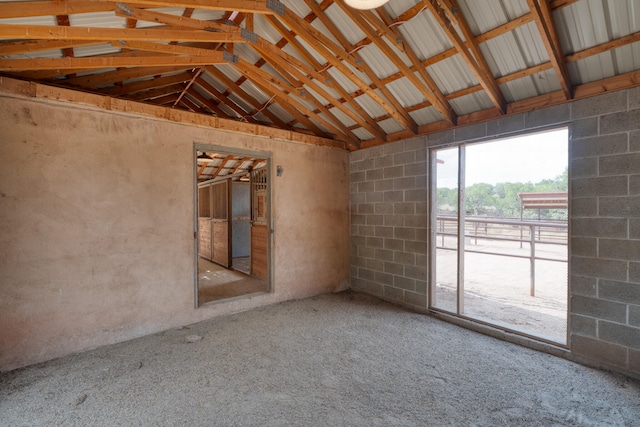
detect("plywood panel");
top-left (251, 224), bottom-right (268, 280)
top-left (198, 219), bottom-right (211, 260)
top-left (213, 220), bottom-right (229, 267)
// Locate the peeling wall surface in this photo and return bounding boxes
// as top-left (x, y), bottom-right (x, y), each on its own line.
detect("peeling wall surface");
top-left (351, 88), bottom-right (640, 378)
top-left (0, 92), bottom-right (350, 371)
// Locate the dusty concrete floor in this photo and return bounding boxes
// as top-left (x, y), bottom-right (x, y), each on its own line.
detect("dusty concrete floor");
top-left (1, 291), bottom-right (638, 426)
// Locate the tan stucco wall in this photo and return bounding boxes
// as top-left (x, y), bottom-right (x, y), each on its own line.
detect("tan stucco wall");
top-left (0, 91), bottom-right (350, 371)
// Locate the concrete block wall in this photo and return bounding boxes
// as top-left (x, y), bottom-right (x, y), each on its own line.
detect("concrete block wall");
top-left (350, 87), bottom-right (640, 377)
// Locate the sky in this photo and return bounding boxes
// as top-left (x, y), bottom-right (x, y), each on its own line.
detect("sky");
top-left (435, 128), bottom-right (568, 188)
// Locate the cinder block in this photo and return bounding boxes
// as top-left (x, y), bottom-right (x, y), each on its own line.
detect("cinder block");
top-left (358, 268), bottom-right (375, 281)
top-left (571, 237), bottom-right (597, 257)
top-left (358, 225), bottom-right (375, 237)
top-left (598, 279), bottom-right (640, 305)
top-left (375, 271), bottom-right (394, 286)
top-left (629, 348), bottom-right (640, 374)
top-left (404, 291), bottom-right (427, 308)
top-left (394, 227), bottom-right (416, 240)
top-left (404, 214), bottom-right (427, 228)
top-left (352, 256), bottom-right (367, 268)
top-left (525, 104), bottom-right (570, 128)
top-left (631, 130), bottom-right (640, 152)
top-left (571, 217), bottom-right (627, 238)
top-left (358, 203), bottom-right (375, 214)
top-left (405, 240), bottom-right (427, 254)
top-left (415, 148), bottom-right (427, 162)
top-left (630, 218), bottom-right (640, 239)
top-left (351, 213), bottom-right (366, 225)
top-left (394, 275), bottom-right (416, 291)
top-left (358, 180), bottom-right (375, 193)
top-left (571, 133), bottom-right (628, 159)
top-left (366, 236), bottom-right (384, 249)
top-left (366, 214), bottom-right (384, 226)
top-left (571, 295), bottom-right (627, 323)
top-left (394, 202), bottom-right (415, 215)
top-left (599, 320), bottom-right (640, 350)
top-left (486, 114), bottom-right (525, 136)
top-left (630, 87), bottom-right (640, 110)
top-left (375, 179), bottom-right (394, 192)
top-left (366, 258), bottom-right (385, 272)
top-left (415, 254), bottom-right (428, 266)
top-left (571, 256), bottom-right (628, 281)
top-left (383, 140), bottom-right (406, 155)
top-left (383, 285), bottom-right (404, 302)
top-left (404, 137), bottom-right (427, 152)
top-left (375, 226), bottom-right (394, 238)
top-left (350, 170), bottom-right (365, 183)
top-left (349, 149), bottom-right (367, 163)
top-left (630, 262), bottom-right (640, 283)
top-left (351, 192), bottom-right (366, 204)
top-left (375, 202), bottom-right (394, 214)
top-left (404, 189), bottom-right (426, 202)
top-left (405, 265), bottom-right (427, 281)
top-left (384, 214), bottom-right (404, 227)
top-left (630, 305), bottom-right (640, 327)
top-left (384, 190), bottom-right (404, 203)
top-left (572, 90), bottom-right (628, 119)
top-left (571, 334), bottom-right (628, 368)
top-left (427, 129), bottom-right (454, 146)
top-left (572, 176), bottom-right (628, 197)
top-left (454, 122), bottom-right (487, 142)
top-left (357, 158), bottom-right (375, 171)
top-left (375, 155), bottom-right (393, 169)
top-left (405, 162), bottom-right (427, 176)
top-left (571, 275), bottom-right (597, 297)
top-left (415, 201), bottom-right (427, 215)
top-left (571, 118), bottom-right (599, 139)
top-left (600, 153), bottom-right (640, 176)
top-left (358, 246), bottom-right (375, 259)
top-left (600, 109), bottom-right (640, 134)
top-left (570, 314), bottom-right (597, 337)
top-left (394, 251), bottom-right (416, 265)
top-left (415, 280), bottom-right (427, 295)
top-left (570, 157), bottom-right (598, 178)
top-left (415, 175), bottom-right (428, 189)
top-left (394, 150), bottom-right (415, 165)
top-left (384, 238), bottom-right (404, 251)
top-left (631, 175), bottom-right (640, 195)
top-left (570, 197), bottom-right (598, 217)
top-left (599, 239), bottom-right (640, 261)
top-left (366, 168), bottom-right (384, 181)
top-left (415, 228), bottom-right (428, 242)
top-left (385, 261), bottom-right (405, 276)
top-left (366, 191), bottom-right (384, 203)
top-left (384, 165), bottom-right (404, 179)
top-left (374, 248), bottom-right (394, 262)
top-left (394, 176), bottom-right (415, 191)
top-left (353, 278), bottom-right (384, 297)
top-left (599, 196), bottom-right (640, 217)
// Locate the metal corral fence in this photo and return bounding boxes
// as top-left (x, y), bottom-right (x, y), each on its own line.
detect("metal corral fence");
top-left (435, 215), bottom-right (568, 296)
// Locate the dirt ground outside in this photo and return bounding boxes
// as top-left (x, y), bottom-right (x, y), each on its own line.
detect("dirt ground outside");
top-left (433, 235), bottom-right (568, 343)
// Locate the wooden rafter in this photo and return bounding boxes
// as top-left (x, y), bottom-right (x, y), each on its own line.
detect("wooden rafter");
top-left (105, 0), bottom-right (285, 15)
top-left (194, 76), bottom-right (258, 123)
top-left (100, 71), bottom-right (196, 96)
top-left (64, 65), bottom-right (192, 88)
top-left (128, 83), bottom-right (186, 101)
top-left (186, 89), bottom-right (233, 118)
top-left (362, 7), bottom-right (459, 124)
top-left (526, 0), bottom-right (573, 99)
top-left (172, 67), bottom-right (204, 107)
top-left (425, 0), bottom-right (506, 113)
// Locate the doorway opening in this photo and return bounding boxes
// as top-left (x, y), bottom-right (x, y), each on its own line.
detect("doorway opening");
top-left (429, 128), bottom-right (569, 344)
top-left (194, 145), bottom-right (271, 306)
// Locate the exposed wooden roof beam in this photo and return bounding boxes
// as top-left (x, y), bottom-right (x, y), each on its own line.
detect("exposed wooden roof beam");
top-left (194, 76), bottom-right (258, 123)
top-left (421, 0), bottom-right (506, 114)
top-left (0, 24), bottom-right (247, 43)
top-left (104, 0), bottom-right (286, 15)
top-left (204, 66), bottom-right (290, 129)
top-left (172, 66), bottom-right (203, 107)
top-left (0, 54), bottom-right (232, 71)
top-left (526, 0), bottom-right (573, 99)
top-left (64, 65), bottom-right (192, 88)
top-left (99, 71), bottom-right (195, 96)
top-left (368, 7), bottom-right (459, 123)
top-left (186, 89), bottom-right (233, 118)
top-left (128, 83), bottom-right (186, 101)
top-left (0, 1), bottom-right (114, 18)
top-left (0, 39), bottom-right (98, 56)
top-left (276, 8), bottom-right (417, 133)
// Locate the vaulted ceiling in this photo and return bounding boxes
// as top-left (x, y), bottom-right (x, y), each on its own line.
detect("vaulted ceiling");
top-left (1, 0), bottom-right (639, 150)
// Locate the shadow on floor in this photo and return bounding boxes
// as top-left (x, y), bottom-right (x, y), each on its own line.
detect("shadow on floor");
top-left (198, 257), bottom-right (268, 304)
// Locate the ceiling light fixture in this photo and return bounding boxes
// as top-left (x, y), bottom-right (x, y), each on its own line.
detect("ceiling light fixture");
top-left (197, 152), bottom-right (214, 163)
top-left (344, 0), bottom-right (390, 10)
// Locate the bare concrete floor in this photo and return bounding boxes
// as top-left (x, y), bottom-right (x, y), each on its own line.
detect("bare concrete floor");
top-left (1, 291), bottom-right (638, 426)
top-left (198, 258), bottom-right (268, 304)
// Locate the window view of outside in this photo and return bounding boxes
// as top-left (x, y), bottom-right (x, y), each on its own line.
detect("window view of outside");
top-left (431, 128), bottom-right (569, 343)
